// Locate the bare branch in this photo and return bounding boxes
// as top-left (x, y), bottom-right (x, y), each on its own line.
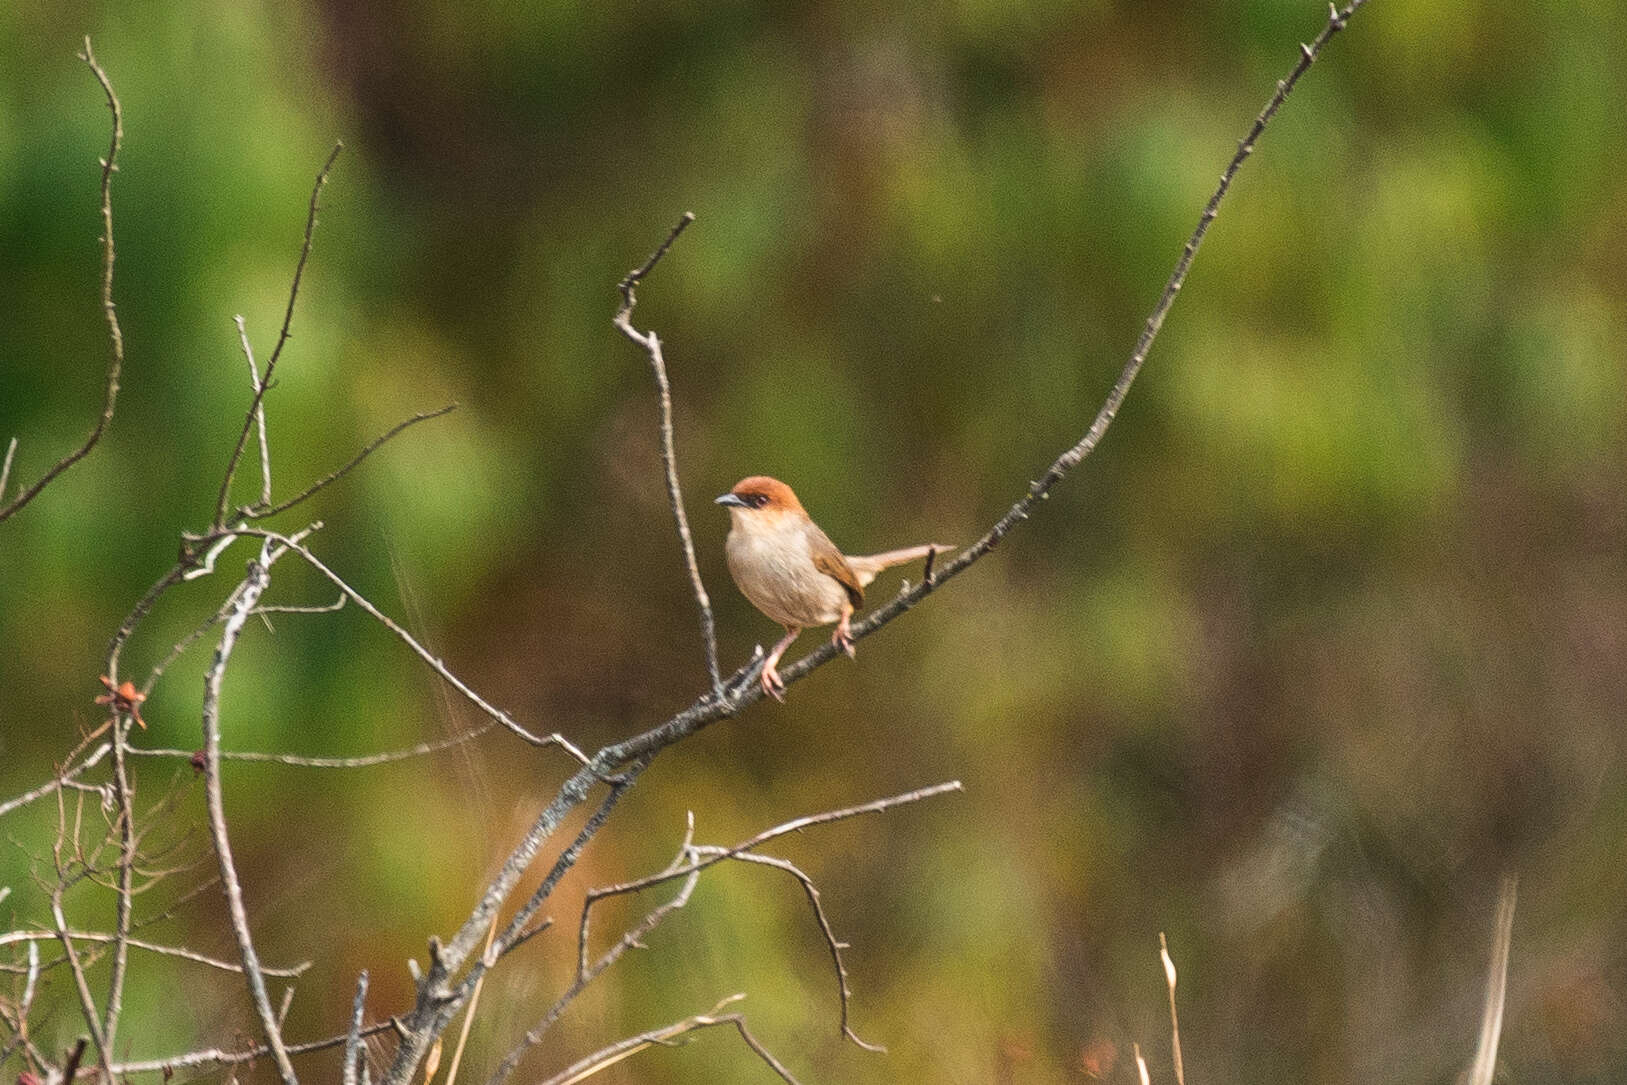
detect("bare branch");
top-left (130, 722), bottom-right (493, 769)
top-left (535, 994), bottom-right (801, 1085)
top-left (236, 314), bottom-right (274, 507)
top-left (613, 212), bottom-right (722, 700)
top-left (580, 781), bottom-right (963, 910)
top-left (567, 782), bottom-right (960, 1057)
top-left (61, 1038), bottom-right (89, 1085)
top-left (0, 38), bottom-right (125, 525)
top-left (214, 142), bottom-right (343, 529)
top-left (488, 820), bottom-right (702, 1083)
top-left (49, 883), bottom-right (108, 1076)
top-left (444, 916), bottom-right (499, 1085)
top-left (107, 1018), bottom-right (400, 1076)
top-left (0, 437), bottom-right (15, 502)
top-left (1160, 932), bottom-right (1185, 1085)
top-left (711, 851), bottom-right (883, 1051)
top-left (0, 929), bottom-right (311, 978)
top-left (239, 528), bottom-right (592, 764)
top-left (249, 404), bottom-right (459, 521)
top-left (384, 763), bottom-right (648, 1082)
top-left (0, 743), bottom-right (111, 819)
top-left (200, 540), bottom-right (298, 1082)
top-left (1467, 874), bottom-right (1518, 1085)
top-left (761, 0), bottom-right (1373, 704)
top-left (343, 970), bottom-right (369, 1085)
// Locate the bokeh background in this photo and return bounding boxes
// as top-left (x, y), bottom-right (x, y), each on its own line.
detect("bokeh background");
top-left (3, 0), bottom-right (1625, 1081)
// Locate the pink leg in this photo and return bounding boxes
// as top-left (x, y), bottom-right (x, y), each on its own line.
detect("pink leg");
top-left (831, 601), bottom-right (856, 659)
top-left (761, 626), bottom-right (801, 701)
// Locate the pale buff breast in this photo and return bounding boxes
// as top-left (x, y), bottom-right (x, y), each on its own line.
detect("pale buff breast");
top-left (725, 519), bottom-right (850, 628)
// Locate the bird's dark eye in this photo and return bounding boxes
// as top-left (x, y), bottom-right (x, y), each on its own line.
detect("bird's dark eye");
top-left (746, 493), bottom-right (769, 509)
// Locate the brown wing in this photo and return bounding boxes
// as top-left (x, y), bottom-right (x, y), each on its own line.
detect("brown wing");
top-left (808, 529), bottom-right (864, 609)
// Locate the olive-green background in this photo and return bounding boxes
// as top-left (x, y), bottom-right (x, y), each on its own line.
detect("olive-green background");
top-left (2, 1), bottom-right (1624, 1081)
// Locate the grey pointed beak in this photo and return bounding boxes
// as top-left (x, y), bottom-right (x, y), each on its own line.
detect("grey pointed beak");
top-left (715, 493), bottom-right (747, 508)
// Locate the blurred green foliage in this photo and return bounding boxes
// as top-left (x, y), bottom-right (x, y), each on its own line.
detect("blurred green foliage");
top-left (2, 0), bottom-right (1625, 1081)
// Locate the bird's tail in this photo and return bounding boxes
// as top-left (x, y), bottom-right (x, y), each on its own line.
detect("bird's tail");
top-left (846, 544), bottom-right (953, 588)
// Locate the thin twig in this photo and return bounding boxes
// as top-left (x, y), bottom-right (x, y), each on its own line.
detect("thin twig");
top-left (0, 929), bottom-right (310, 978)
top-left (214, 142), bottom-right (342, 529)
top-left (61, 1038), bottom-right (89, 1085)
top-left (1467, 874), bottom-right (1518, 1085)
top-left (766, 0), bottom-right (1373, 701)
top-left (0, 437), bottom-right (15, 502)
top-left (386, 764), bottom-right (647, 1081)
top-left (107, 1019), bottom-right (400, 1075)
top-left (1160, 932), bottom-right (1185, 1085)
top-left (445, 913), bottom-right (499, 1085)
top-left (613, 212), bottom-right (722, 700)
top-left (249, 404), bottom-right (459, 520)
top-left (50, 882), bottom-right (109, 1076)
top-left (537, 995), bottom-right (801, 1085)
top-left (0, 743), bottom-right (112, 819)
top-left (572, 782), bottom-right (959, 1057)
top-left (489, 817), bottom-right (701, 1084)
top-left (0, 38), bottom-right (124, 524)
top-left (200, 540), bottom-right (298, 1083)
top-left (256, 595), bottom-right (347, 615)
top-left (236, 314), bottom-right (273, 507)
top-left (343, 970), bottom-right (369, 1085)
top-left (237, 529), bottom-right (592, 764)
top-left (130, 722), bottom-right (494, 769)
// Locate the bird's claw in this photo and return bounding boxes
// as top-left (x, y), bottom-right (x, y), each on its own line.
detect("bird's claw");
top-left (761, 665), bottom-right (787, 702)
top-left (832, 627), bottom-right (856, 659)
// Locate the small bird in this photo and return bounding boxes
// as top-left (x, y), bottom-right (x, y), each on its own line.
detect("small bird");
top-left (716, 476), bottom-right (947, 701)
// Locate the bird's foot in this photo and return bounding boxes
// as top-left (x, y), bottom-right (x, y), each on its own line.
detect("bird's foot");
top-left (760, 662), bottom-right (787, 702)
top-left (832, 624), bottom-right (856, 659)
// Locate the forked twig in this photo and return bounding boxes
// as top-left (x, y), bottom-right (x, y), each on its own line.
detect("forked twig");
top-left (250, 404), bottom-right (459, 520)
top-left (613, 212), bottom-right (723, 700)
top-left (214, 142), bottom-right (343, 528)
top-left (237, 528), bottom-right (594, 765)
top-left (536, 994), bottom-right (801, 1085)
